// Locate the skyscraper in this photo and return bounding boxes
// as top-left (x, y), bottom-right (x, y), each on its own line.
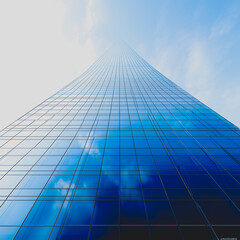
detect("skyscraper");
top-left (0, 43), bottom-right (240, 240)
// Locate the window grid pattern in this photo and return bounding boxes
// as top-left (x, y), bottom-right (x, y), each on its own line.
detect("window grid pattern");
top-left (0, 44), bottom-right (240, 239)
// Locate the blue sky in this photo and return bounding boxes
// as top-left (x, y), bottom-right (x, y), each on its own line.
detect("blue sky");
top-left (0, 0), bottom-right (240, 128)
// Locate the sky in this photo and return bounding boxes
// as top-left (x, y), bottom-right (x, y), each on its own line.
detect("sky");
top-left (0, 0), bottom-right (240, 130)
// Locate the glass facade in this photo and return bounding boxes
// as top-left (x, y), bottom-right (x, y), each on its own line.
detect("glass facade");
top-left (0, 43), bottom-right (240, 240)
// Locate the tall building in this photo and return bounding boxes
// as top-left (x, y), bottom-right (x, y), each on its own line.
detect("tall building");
top-left (0, 43), bottom-right (240, 240)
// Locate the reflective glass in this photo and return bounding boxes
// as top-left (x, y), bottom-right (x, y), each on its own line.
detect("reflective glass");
top-left (0, 43), bottom-right (239, 239)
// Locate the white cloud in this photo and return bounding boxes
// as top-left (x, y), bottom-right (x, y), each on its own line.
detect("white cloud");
top-left (210, 8), bottom-right (238, 39)
top-left (85, 0), bottom-right (98, 32)
top-left (0, 0), bottom-right (101, 130)
top-left (184, 40), bottom-right (215, 100)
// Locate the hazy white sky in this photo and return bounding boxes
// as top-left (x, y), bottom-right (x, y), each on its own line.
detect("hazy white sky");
top-left (0, 0), bottom-right (240, 130)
